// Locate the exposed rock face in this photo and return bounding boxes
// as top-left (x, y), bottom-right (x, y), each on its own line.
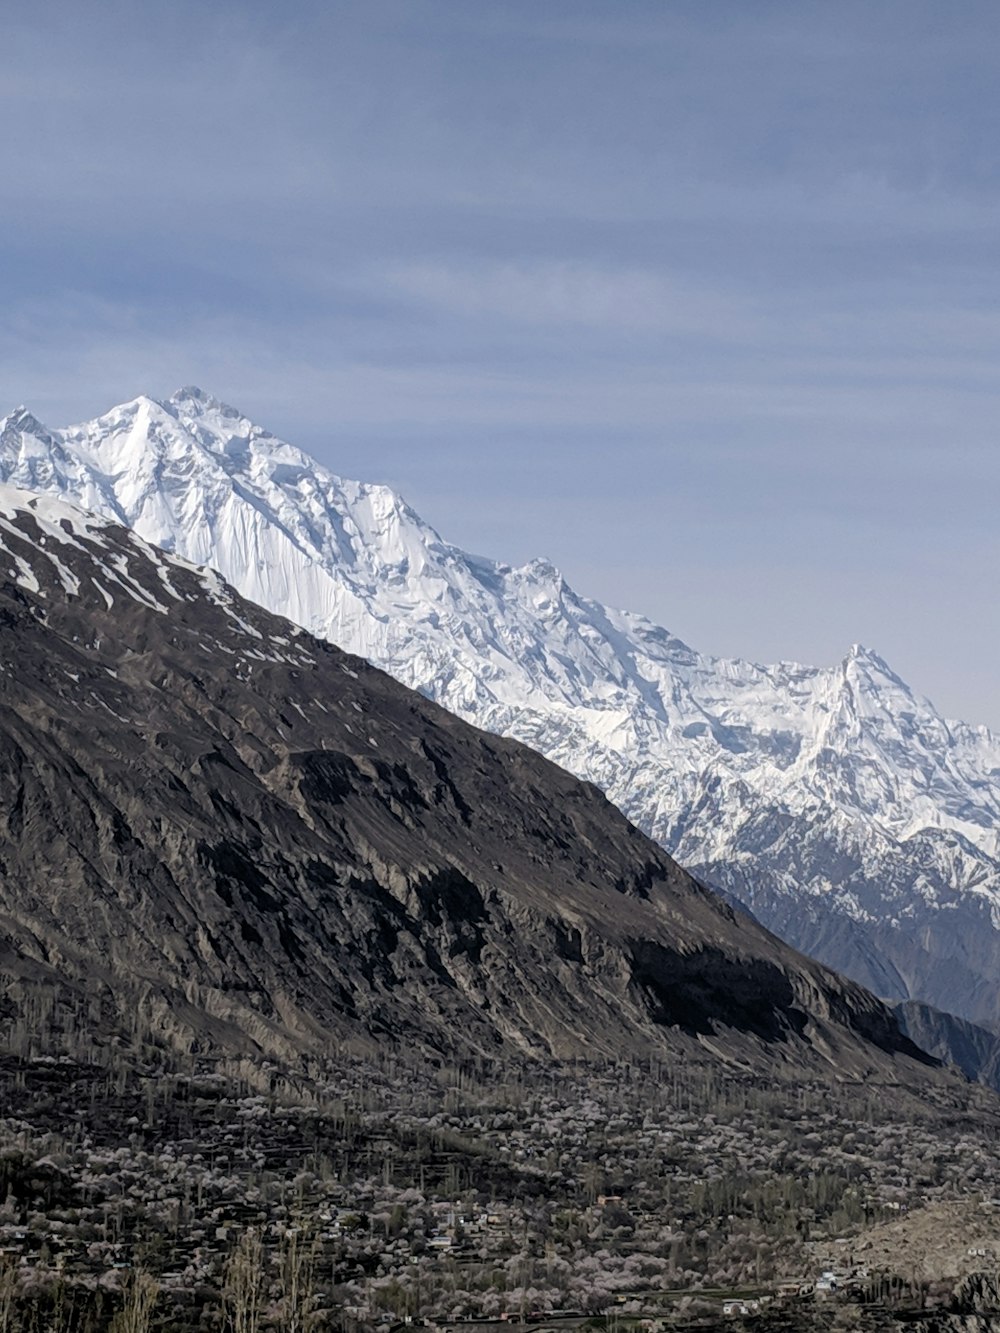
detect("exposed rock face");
top-left (2, 392), bottom-right (999, 1028)
top-left (0, 485), bottom-right (938, 1077)
top-left (894, 1001), bottom-right (1000, 1093)
top-left (954, 1274), bottom-right (1000, 1312)
top-left (910, 1275), bottom-right (1000, 1333)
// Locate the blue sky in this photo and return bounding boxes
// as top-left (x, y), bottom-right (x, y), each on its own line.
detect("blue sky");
top-left (3, 0), bottom-right (999, 725)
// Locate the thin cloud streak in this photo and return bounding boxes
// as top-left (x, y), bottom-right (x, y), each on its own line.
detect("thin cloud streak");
top-left (2, 0), bottom-right (999, 725)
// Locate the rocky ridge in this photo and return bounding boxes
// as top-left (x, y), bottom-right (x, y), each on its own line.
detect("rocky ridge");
top-left (2, 391), bottom-right (999, 1025)
top-left (0, 481), bottom-right (940, 1080)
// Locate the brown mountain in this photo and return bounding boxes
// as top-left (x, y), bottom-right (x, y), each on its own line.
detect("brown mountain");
top-left (0, 486), bottom-right (941, 1081)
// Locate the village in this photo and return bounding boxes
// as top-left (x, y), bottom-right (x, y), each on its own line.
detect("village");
top-left (1, 1045), bottom-right (1000, 1329)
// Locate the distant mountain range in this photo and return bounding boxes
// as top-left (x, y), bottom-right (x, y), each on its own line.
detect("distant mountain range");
top-left (0, 481), bottom-right (937, 1082)
top-left (3, 389), bottom-right (999, 1028)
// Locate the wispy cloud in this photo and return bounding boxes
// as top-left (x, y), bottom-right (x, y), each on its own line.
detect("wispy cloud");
top-left (3, 0), bottom-right (1000, 723)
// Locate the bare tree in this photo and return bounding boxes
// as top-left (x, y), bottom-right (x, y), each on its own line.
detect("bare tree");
top-left (110, 1268), bottom-right (159, 1333)
top-left (224, 1227), bottom-right (266, 1333)
top-left (0, 1259), bottom-right (16, 1333)
top-left (277, 1226), bottom-right (319, 1333)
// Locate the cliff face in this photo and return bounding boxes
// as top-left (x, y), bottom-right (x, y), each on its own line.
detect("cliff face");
top-left (894, 1001), bottom-right (1000, 1093)
top-left (0, 486), bottom-right (937, 1078)
top-left (906, 1275), bottom-right (1000, 1333)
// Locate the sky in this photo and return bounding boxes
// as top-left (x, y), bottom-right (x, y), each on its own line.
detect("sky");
top-left (3, 0), bottom-right (999, 726)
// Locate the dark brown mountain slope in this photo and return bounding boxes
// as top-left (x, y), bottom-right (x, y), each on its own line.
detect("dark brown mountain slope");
top-left (0, 487), bottom-right (940, 1079)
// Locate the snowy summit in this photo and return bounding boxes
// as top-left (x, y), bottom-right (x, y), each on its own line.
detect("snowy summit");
top-left (2, 390), bottom-right (1000, 1024)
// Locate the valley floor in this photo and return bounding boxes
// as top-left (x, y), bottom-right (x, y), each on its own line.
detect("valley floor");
top-left (2, 1045), bottom-right (1000, 1331)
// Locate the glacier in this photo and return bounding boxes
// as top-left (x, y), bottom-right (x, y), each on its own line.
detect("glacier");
top-left (3, 387), bottom-right (1000, 1025)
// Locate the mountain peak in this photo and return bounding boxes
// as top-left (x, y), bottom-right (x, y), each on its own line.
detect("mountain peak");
top-left (845, 642), bottom-right (891, 667)
top-left (1, 389), bottom-right (999, 1032)
top-left (169, 384), bottom-right (211, 406)
top-left (2, 406), bottom-right (47, 436)
top-left (841, 641), bottom-right (909, 691)
top-left (842, 641), bottom-right (876, 674)
top-left (168, 385), bottom-right (245, 420)
top-left (522, 555), bottom-right (563, 582)
top-left (0, 408), bottom-right (60, 458)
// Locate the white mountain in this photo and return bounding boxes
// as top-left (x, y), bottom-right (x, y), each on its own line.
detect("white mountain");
top-left (3, 388), bottom-right (999, 1023)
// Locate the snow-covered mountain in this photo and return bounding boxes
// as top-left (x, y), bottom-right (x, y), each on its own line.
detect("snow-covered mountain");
top-left (3, 388), bottom-right (1000, 1025)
